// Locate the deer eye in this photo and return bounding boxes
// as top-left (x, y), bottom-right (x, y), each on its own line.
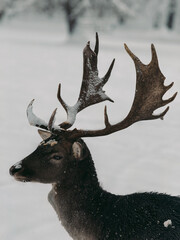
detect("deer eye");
top-left (53, 155), bottom-right (62, 160)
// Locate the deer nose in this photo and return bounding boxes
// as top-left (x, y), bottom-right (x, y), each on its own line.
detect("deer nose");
top-left (9, 161), bottom-right (23, 176)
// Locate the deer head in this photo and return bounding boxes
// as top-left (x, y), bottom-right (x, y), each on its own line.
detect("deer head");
top-left (9, 33), bottom-right (177, 184)
top-left (9, 133), bottom-right (92, 184)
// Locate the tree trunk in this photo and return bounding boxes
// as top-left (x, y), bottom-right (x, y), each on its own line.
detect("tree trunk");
top-left (166, 0), bottom-right (176, 29)
top-left (0, 10), bottom-right (4, 20)
top-left (67, 17), bottom-right (77, 34)
top-left (63, 1), bottom-right (78, 35)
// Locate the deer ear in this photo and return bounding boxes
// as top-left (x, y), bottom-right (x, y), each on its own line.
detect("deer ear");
top-left (72, 142), bottom-right (84, 161)
top-left (38, 129), bottom-right (52, 140)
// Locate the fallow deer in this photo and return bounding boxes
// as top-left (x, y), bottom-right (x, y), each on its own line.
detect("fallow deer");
top-left (10, 33), bottom-right (179, 240)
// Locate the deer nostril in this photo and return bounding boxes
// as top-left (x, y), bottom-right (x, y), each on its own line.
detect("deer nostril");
top-left (9, 162), bottom-right (23, 176)
top-left (9, 166), bottom-right (18, 176)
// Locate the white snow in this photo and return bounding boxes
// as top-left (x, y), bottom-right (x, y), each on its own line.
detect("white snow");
top-left (14, 164), bottom-right (22, 170)
top-left (27, 99), bottom-right (48, 127)
top-left (1, 18), bottom-right (180, 240)
top-left (13, 161), bottom-right (22, 170)
top-left (66, 105), bottom-right (78, 126)
top-left (27, 99), bottom-right (62, 131)
top-left (163, 219), bottom-right (172, 228)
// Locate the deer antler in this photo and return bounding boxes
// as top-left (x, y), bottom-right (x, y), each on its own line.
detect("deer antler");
top-left (66, 43), bottom-right (177, 139)
top-left (27, 34), bottom-right (177, 139)
top-left (27, 100), bottom-right (61, 132)
top-left (57, 33), bottom-right (115, 129)
top-left (27, 33), bottom-right (114, 132)
top-left (123, 43), bottom-right (177, 122)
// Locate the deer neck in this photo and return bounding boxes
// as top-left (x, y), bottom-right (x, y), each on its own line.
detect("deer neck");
top-left (48, 156), bottom-right (102, 239)
top-left (50, 155), bottom-right (100, 201)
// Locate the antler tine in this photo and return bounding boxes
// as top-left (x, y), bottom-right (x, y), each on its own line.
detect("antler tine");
top-left (150, 44), bottom-right (159, 67)
top-left (150, 44), bottom-right (177, 99)
top-left (102, 59), bottom-right (115, 85)
top-left (58, 33), bottom-right (114, 130)
top-left (151, 106), bottom-right (169, 120)
top-left (48, 108), bottom-right (57, 131)
top-left (66, 43), bottom-right (177, 140)
top-left (165, 82), bottom-right (174, 92)
top-left (57, 83), bottom-right (69, 113)
top-left (27, 99), bottom-right (49, 130)
top-left (104, 106), bottom-right (111, 127)
top-left (94, 32), bottom-right (99, 55)
top-left (162, 92), bottom-right (177, 106)
top-left (27, 100), bottom-right (61, 133)
top-left (124, 43), bottom-right (144, 68)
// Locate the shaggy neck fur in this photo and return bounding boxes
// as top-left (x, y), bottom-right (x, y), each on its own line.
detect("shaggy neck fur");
top-left (48, 141), bottom-right (180, 240)
top-left (48, 147), bottom-right (103, 240)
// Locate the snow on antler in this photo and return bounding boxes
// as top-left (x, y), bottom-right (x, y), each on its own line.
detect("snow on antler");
top-left (27, 99), bottom-right (48, 129)
top-left (26, 34), bottom-right (177, 139)
top-left (58, 33), bottom-right (115, 129)
top-left (27, 100), bottom-right (61, 132)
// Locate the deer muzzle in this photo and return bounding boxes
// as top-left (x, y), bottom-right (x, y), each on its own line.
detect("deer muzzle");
top-left (9, 161), bottom-right (30, 182)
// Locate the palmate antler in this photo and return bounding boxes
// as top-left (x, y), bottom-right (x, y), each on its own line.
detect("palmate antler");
top-left (27, 33), bottom-right (177, 139)
top-left (57, 33), bottom-right (115, 129)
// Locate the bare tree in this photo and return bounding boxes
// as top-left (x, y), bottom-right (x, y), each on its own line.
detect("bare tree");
top-left (35, 0), bottom-right (87, 34)
top-left (166, 0), bottom-right (177, 29)
top-left (89, 0), bottom-right (135, 26)
top-left (60, 0), bottom-right (86, 34)
top-left (0, 0), bottom-right (86, 34)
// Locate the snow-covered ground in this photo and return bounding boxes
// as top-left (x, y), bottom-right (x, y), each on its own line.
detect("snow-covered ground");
top-left (1, 20), bottom-right (180, 240)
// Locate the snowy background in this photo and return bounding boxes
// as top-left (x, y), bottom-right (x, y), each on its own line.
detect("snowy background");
top-left (1, 0), bottom-right (180, 239)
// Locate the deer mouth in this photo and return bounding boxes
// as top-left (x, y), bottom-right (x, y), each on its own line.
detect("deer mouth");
top-left (10, 164), bottom-right (33, 182)
top-left (14, 173), bottom-right (31, 183)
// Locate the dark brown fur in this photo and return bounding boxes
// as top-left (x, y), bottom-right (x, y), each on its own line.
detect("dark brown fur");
top-left (10, 137), bottom-right (180, 240)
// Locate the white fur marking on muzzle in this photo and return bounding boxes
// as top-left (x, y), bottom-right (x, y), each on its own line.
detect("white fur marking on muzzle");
top-left (14, 161), bottom-right (22, 169)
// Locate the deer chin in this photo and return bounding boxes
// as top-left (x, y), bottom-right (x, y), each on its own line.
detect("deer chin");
top-left (14, 173), bottom-right (31, 183)
top-left (14, 174), bottom-right (53, 184)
